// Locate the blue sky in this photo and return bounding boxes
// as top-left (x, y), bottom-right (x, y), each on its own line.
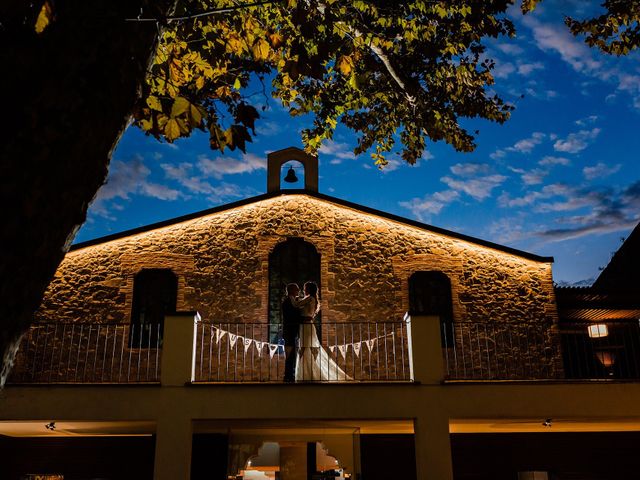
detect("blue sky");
top-left (77, 1), bottom-right (640, 285)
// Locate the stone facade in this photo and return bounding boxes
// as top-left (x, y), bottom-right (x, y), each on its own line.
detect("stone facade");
top-left (37, 193), bottom-right (556, 327)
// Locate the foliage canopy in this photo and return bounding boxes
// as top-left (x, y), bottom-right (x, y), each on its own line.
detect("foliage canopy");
top-left (133, 0), bottom-right (516, 166)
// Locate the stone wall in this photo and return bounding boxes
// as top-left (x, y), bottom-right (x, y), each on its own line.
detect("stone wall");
top-left (37, 194), bottom-right (557, 327)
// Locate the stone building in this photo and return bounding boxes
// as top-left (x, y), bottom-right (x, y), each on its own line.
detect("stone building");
top-left (2, 147), bottom-right (640, 480)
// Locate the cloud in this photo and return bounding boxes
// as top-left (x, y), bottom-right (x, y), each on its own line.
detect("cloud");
top-left (583, 162), bottom-right (622, 180)
top-left (399, 190), bottom-right (460, 221)
top-left (255, 121), bottom-right (284, 136)
top-left (495, 43), bottom-right (524, 55)
top-left (539, 155), bottom-right (570, 167)
top-left (318, 141), bottom-right (356, 164)
top-left (491, 131), bottom-right (546, 159)
top-left (197, 153), bottom-right (266, 179)
top-left (161, 162), bottom-right (251, 203)
top-left (518, 62), bottom-right (544, 76)
top-left (450, 163), bottom-right (490, 177)
top-left (575, 115), bottom-right (598, 126)
top-left (493, 61), bottom-right (516, 79)
top-left (553, 127), bottom-right (601, 153)
top-left (500, 180), bottom-right (640, 243)
top-left (522, 16), bottom-right (640, 110)
top-left (522, 16), bottom-right (602, 73)
top-left (441, 174), bottom-right (507, 201)
top-left (91, 156), bottom-right (181, 218)
top-left (508, 167), bottom-right (548, 185)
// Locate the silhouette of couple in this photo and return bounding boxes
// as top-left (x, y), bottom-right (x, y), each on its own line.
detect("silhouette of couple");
top-left (282, 281), bottom-right (349, 382)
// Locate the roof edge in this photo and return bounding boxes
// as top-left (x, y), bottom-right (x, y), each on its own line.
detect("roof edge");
top-left (71, 190), bottom-right (554, 263)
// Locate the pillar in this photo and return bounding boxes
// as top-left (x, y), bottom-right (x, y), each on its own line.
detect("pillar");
top-left (407, 315), bottom-right (445, 384)
top-left (161, 312), bottom-right (199, 386)
top-left (154, 415), bottom-right (193, 480)
top-left (414, 413), bottom-right (453, 480)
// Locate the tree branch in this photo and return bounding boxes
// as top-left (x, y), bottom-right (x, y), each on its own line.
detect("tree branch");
top-left (125, 0), bottom-right (278, 23)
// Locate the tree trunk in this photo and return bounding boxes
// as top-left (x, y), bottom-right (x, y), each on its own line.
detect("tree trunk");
top-left (0, 0), bottom-right (173, 386)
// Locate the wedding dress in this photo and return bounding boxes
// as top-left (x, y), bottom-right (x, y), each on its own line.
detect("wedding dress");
top-left (295, 321), bottom-right (351, 382)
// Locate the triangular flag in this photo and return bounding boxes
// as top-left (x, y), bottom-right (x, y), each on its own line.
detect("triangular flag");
top-left (255, 341), bottom-right (263, 356)
top-left (268, 344), bottom-right (278, 358)
top-left (244, 338), bottom-right (252, 353)
top-left (216, 328), bottom-right (226, 343)
top-left (329, 345), bottom-right (336, 353)
top-left (338, 344), bottom-right (347, 358)
top-left (365, 338), bottom-right (377, 352)
top-left (353, 342), bottom-right (361, 357)
top-left (229, 333), bottom-right (238, 348)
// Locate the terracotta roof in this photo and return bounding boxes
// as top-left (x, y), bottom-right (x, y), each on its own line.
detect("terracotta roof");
top-left (71, 189), bottom-right (554, 263)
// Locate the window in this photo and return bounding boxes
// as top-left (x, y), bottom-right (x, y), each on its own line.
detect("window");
top-left (130, 269), bottom-right (177, 347)
top-left (408, 271), bottom-right (454, 347)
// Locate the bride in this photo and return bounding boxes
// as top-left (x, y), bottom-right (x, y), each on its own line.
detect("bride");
top-left (292, 281), bottom-right (350, 382)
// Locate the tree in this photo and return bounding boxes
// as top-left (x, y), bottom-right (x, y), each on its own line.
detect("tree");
top-left (0, 0), bottom-right (528, 385)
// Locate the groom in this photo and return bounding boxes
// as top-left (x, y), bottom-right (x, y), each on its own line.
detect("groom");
top-left (282, 283), bottom-right (301, 382)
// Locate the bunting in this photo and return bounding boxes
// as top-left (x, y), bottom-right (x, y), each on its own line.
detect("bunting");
top-left (268, 344), bottom-right (278, 359)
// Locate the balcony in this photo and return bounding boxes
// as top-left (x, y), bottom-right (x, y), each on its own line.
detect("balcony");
top-left (8, 316), bottom-right (640, 385)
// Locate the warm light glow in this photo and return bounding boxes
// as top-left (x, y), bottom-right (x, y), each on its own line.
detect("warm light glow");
top-left (596, 351), bottom-right (616, 367)
top-left (588, 324), bottom-right (609, 338)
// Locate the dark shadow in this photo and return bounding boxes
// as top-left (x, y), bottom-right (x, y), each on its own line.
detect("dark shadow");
top-left (409, 271), bottom-right (454, 347)
top-left (130, 269), bottom-right (177, 347)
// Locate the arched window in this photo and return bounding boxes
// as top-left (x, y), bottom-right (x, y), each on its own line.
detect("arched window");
top-left (268, 238), bottom-right (321, 342)
top-left (130, 269), bottom-right (177, 347)
top-left (408, 271), bottom-right (454, 347)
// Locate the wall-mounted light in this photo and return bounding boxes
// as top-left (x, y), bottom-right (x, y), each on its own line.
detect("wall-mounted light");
top-left (587, 324), bottom-right (609, 338)
top-left (45, 421), bottom-right (56, 431)
top-left (542, 418), bottom-right (552, 428)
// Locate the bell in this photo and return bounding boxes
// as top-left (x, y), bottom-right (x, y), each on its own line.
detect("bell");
top-left (283, 166), bottom-right (298, 183)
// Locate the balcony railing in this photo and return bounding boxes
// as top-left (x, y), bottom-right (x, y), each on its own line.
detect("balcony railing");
top-left (193, 321), bottom-right (412, 382)
top-left (442, 320), bottom-right (640, 381)
top-left (9, 323), bottom-right (162, 384)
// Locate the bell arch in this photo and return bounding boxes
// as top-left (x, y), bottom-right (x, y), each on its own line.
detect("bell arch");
top-left (267, 146), bottom-right (318, 192)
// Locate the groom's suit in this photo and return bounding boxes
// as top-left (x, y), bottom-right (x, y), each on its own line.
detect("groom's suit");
top-left (282, 295), bottom-right (301, 382)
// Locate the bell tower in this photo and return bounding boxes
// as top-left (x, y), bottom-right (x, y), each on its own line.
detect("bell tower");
top-left (267, 147), bottom-right (318, 193)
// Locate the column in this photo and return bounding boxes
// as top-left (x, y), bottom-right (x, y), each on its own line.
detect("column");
top-left (407, 315), bottom-right (445, 384)
top-left (161, 312), bottom-right (199, 386)
top-left (414, 413), bottom-right (453, 480)
top-left (154, 415), bottom-right (193, 480)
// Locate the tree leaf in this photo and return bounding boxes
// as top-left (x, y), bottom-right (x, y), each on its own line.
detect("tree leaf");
top-left (35, 1), bottom-right (54, 34)
top-left (171, 97), bottom-right (190, 117)
top-left (252, 38), bottom-right (271, 61)
top-left (164, 118), bottom-right (181, 141)
top-left (146, 96), bottom-right (163, 112)
top-left (337, 55), bottom-right (354, 76)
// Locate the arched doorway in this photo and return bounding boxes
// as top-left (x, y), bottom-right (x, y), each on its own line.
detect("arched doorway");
top-left (408, 271), bottom-right (454, 347)
top-left (268, 238), bottom-right (321, 342)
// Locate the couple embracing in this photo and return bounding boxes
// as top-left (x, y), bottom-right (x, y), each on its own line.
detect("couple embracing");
top-left (282, 281), bottom-right (350, 382)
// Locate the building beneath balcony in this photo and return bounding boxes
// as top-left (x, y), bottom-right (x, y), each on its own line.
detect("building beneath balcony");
top-left (2, 147), bottom-right (640, 480)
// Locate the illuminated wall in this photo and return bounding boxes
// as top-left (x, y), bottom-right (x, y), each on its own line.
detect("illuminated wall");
top-left (36, 194), bottom-right (556, 326)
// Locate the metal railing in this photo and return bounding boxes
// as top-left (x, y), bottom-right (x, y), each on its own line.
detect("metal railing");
top-left (559, 321), bottom-right (640, 380)
top-left (193, 321), bottom-right (411, 382)
top-left (442, 321), bottom-right (561, 380)
top-left (9, 323), bottom-right (162, 384)
top-left (443, 320), bottom-right (640, 381)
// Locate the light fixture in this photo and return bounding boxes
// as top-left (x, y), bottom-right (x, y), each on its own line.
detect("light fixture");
top-left (542, 418), bottom-right (552, 427)
top-left (588, 323), bottom-right (609, 338)
top-left (45, 421), bottom-right (56, 431)
top-left (596, 350), bottom-right (616, 368)
top-left (283, 166), bottom-right (299, 183)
